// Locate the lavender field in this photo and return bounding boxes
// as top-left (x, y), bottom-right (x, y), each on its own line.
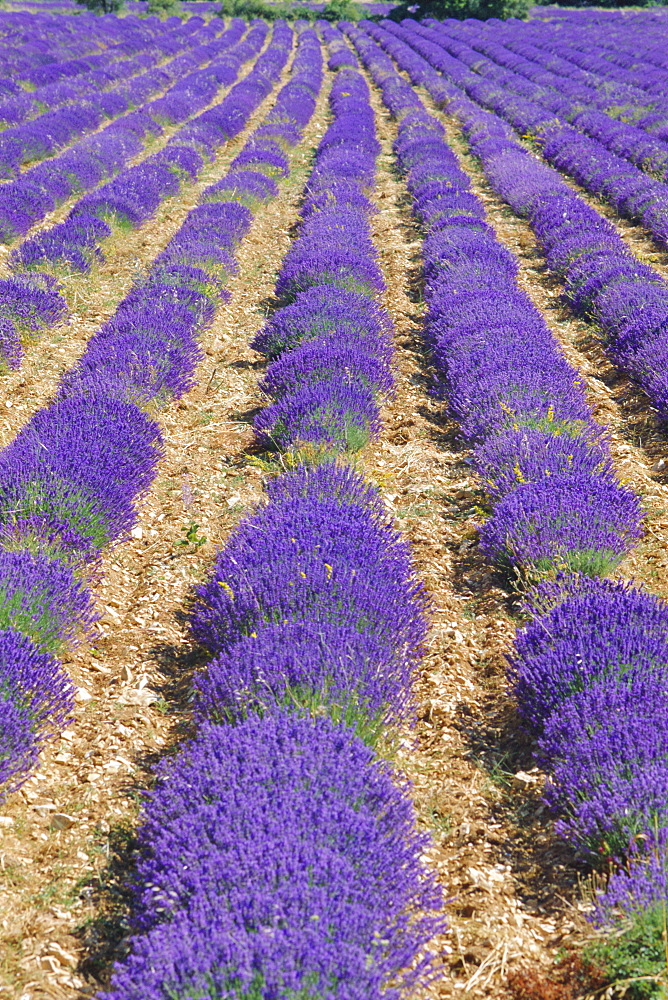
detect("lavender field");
top-left (0, 5), bottom-right (668, 999)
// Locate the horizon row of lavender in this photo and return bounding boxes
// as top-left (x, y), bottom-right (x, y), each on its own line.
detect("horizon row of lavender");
top-left (9, 20), bottom-right (267, 267)
top-left (0, 14), bottom-right (211, 164)
top-left (0, 18), bottom-right (278, 368)
top-left (0, 16), bottom-right (249, 234)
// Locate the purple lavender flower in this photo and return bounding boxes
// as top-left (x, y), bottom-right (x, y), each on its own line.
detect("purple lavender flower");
top-left (479, 473), bottom-right (643, 580)
top-left (539, 673), bottom-right (668, 860)
top-left (59, 330), bottom-right (202, 406)
top-left (101, 712), bottom-right (443, 1000)
top-left (0, 395), bottom-right (163, 554)
top-left (509, 575), bottom-right (668, 733)
top-left (275, 238), bottom-right (385, 300)
top-left (0, 180), bottom-right (56, 242)
top-left (181, 202), bottom-right (252, 247)
top-left (250, 285), bottom-right (393, 361)
top-left (230, 146), bottom-right (289, 177)
top-left (190, 462), bottom-right (427, 658)
top-left (0, 549), bottom-right (96, 653)
top-left (0, 628), bottom-right (74, 796)
top-left (0, 274), bottom-right (67, 336)
top-left (302, 180), bottom-right (377, 218)
top-left (472, 426), bottom-right (613, 500)
top-left (203, 169), bottom-right (279, 205)
top-left (594, 830), bottom-right (668, 927)
top-left (194, 619), bottom-right (413, 736)
top-left (260, 339), bottom-right (394, 400)
top-left (12, 213), bottom-right (110, 273)
top-left (72, 159), bottom-right (184, 228)
top-left (0, 104), bottom-right (103, 179)
top-left (0, 318), bottom-right (22, 371)
top-left (254, 381), bottom-right (382, 452)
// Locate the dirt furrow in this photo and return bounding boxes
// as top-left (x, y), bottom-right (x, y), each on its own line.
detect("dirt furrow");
top-left (360, 73), bottom-right (598, 999)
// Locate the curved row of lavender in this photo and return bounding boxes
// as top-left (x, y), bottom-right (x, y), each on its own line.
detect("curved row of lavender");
top-left (58, 22), bottom-right (317, 406)
top-left (251, 65), bottom-right (395, 454)
top-left (0, 17), bottom-right (248, 244)
top-left (378, 20), bottom-right (668, 424)
top-left (0, 24), bottom-right (321, 804)
top-left (0, 16), bottom-right (199, 179)
top-left (8, 19), bottom-right (271, 276)
top-left (0, 19), bottom-right (263, 374)
top-left (98, 55), bottom-right (444, 999)
top-left (412, 18), bottom-right (668, 179)
top-left (0, 8), bottom-right (158, 85)
top-left (350, 22), bottom-right (668, 932)
top-left (0, 20), bottom-right (283, 374)
top-left (405, 19), bottom-right (668, 248)
top-left (0, 15), bottom-right (207, 129)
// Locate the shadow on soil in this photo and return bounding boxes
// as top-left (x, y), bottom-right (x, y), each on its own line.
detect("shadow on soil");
top-left (400, 274), bottom-right (593, 919)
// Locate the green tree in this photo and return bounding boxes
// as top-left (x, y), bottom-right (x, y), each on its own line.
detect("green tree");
top-left (387, 0), bottom-right (530, 21)
top-left (215, 0), bottom-right (318, 20)
top-left (146, 0), bottom-right (181, 16)
top-left (320, 0), bottom-right (363, 21)
top-left (76, 0), bottom-right (125, 13)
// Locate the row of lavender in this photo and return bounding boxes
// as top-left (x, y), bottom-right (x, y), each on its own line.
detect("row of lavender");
top-left (0, 19), bottom-right (275, 371)
top-left (352, 21), bottom-right (668, 929)
top-left (97, 56), bottom-right (444, 999)
top-left (101, 458), bottom-right (441, 998)
top-left (0, 21), bottom-right (308, 797)
top-left (0, 16), bottom-right (203, 176)
top-left (384, 19), bottom-right (668, 416)
top-left (0, 16), bottom-right (246, 242)
top-left (251, 58), bottom-right (395, 455)
top-left (0, 8), bottom-right (156, 83)
top-left (8, 19), bottom-right (268, 272)
top-left (0, 16), bottom-right (217, 129)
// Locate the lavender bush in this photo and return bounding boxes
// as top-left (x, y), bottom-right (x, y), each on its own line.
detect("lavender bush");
top-left (190, 461), bottom-right (427, 659)
top-left (101, 713), bottom-right (444, 1000)
top-left (0, 628), bottom-right (74, 796)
